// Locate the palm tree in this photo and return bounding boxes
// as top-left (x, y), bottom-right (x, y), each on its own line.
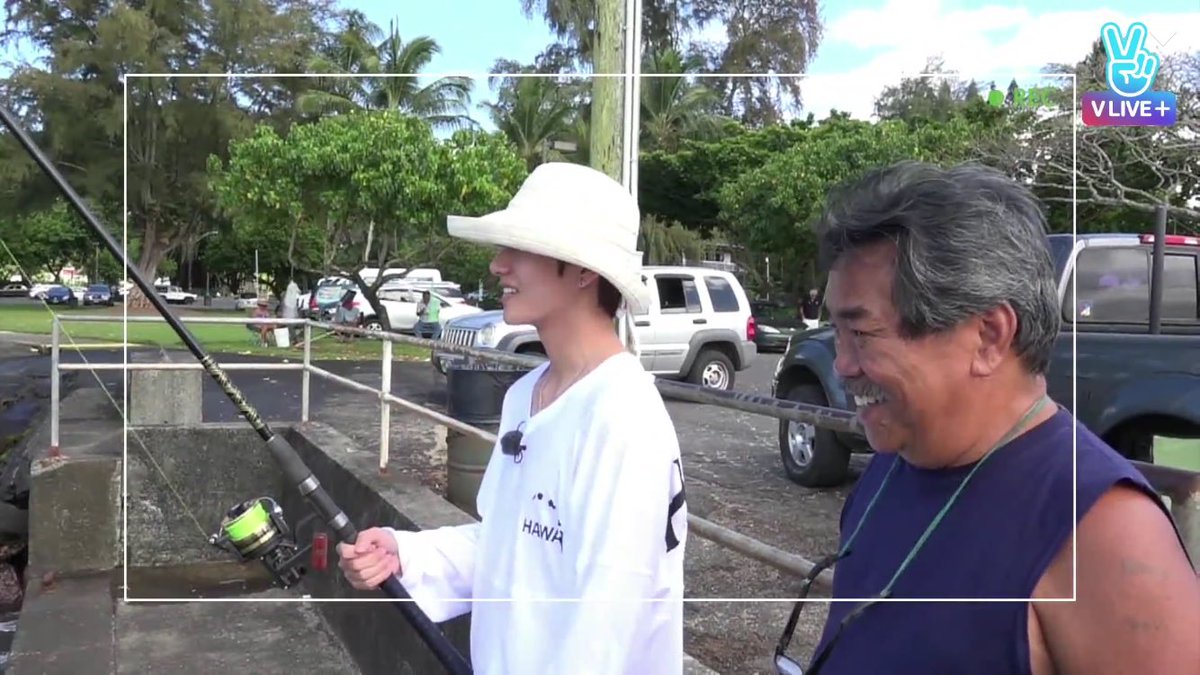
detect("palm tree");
top-left (640, 48), bottom-right (725, 151)
top-left (484, 77), bottom-right (579, 170)
top-left (297, 14), bottom-right (474, 130)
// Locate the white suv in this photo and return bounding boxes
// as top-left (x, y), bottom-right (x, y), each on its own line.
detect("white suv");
top-left (433, 266), bottom-right (758, 390)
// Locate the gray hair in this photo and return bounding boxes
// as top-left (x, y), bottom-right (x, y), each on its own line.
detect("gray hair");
top-left (813, 160), bottom-right (1061, 375)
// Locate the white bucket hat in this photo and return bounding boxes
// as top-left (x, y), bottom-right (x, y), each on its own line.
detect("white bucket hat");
top-left (446, 162), bottom-right (651, 316)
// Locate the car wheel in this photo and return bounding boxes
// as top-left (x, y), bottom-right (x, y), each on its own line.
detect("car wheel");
top-left (363, 318), bottom-right (382, 332)
top-left (687, 348), bottom-right (735, 391)
top-left (778, 382), bottom-right (851, 488)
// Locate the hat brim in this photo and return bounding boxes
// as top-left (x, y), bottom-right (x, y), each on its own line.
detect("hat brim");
top-left (448, 212), bottom-right (650, 315)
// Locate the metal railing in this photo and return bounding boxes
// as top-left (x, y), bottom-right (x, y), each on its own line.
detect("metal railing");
top-left (46, 314), bottom-right (1199, 586)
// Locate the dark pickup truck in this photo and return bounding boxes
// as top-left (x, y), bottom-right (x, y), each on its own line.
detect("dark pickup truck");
top-left (771, 232), bottom-right (1200, 488)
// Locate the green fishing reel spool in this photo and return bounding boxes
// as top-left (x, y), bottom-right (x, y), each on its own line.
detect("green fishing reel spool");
top-left (209, 497), bottom-right (311, 589)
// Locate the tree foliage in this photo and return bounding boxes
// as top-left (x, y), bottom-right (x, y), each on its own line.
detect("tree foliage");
top-left (713, 113), bottom-right (995, 291)
top-left (207, 111), bottom-right (526, 328)
top-left (0, 0), bottom-right (337, 306)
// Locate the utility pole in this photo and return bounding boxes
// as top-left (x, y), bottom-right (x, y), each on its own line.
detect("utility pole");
top-left (589, 0), bottom-right (628, 183)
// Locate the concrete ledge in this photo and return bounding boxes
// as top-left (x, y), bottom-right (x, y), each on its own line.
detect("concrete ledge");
top-left (23, 388), bottom-right (124, 578)
top-left (28, 455), bottom-right (122, 577)
top-left (129, 350), bottom-right (202, 426)
top-left (6, 572), bottom-right (116, 675)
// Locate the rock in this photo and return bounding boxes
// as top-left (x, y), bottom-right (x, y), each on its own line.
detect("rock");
top-left (0, 505), bottom-right (26, 538)
top-left (0, 563), bottom-right (22, 612)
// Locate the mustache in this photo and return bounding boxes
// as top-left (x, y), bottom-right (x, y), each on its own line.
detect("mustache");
top-left (843, 378), bottom-right (887, 398)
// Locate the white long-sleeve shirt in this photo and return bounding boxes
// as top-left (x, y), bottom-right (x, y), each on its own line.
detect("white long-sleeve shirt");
top-left (388, 352), bottom-right (688, 674)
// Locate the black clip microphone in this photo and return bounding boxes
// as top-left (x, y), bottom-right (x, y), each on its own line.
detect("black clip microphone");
top-left (500, 422), bottom-right (526, 463)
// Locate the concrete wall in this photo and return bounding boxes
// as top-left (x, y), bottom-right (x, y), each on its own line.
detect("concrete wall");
top-left (23, 388), bottom-right (122, 578)
top-left (125, 424), bottom-right (285, 567)
top-left (280, 422), bottom-right (474, 675)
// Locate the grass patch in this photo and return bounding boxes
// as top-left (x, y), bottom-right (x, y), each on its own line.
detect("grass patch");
top-left (1154, 436), bottom-right (1200, 472)
top-left (0, 303), bottom-right (429, 361)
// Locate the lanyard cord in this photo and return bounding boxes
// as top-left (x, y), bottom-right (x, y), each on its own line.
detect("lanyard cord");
top-left (840, 394), bottom-right (1052, 593)
top-left (798, 395), bottom-right (1054, 675)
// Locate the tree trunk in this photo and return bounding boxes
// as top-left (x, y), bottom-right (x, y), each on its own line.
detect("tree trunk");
top-left (589, 0), bottom-right (626, 182)
top-left (126, 230), bottom-right (169, 310)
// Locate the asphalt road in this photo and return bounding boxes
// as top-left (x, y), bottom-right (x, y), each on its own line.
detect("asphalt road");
top-left (6, 340), bottom-right (859, 674)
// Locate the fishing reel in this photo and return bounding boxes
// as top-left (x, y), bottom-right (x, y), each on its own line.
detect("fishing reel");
top-left (208, 497), bottom-right (324, 589)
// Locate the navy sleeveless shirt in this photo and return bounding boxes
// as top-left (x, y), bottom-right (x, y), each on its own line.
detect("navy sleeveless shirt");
top-left (809, 406), bottom-right (1183, 674)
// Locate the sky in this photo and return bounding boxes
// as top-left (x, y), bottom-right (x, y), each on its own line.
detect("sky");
top-left (1, 0), bottom-right (1198, 124)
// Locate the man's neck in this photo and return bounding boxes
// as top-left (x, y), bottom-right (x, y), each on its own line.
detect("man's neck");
top-left (910, 377), bottom-right (1056, 469)
top-left (535, 308), bottom-right (624, 380)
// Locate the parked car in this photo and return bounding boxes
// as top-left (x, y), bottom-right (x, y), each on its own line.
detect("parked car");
top-left (43, 285), bottom-right (77, 306)
top-left (305, 278), bottom-right (357, 320)
top-left (0, 281), bottom-right (29, 298)
top-left (771, 232), bottom-right (1200, 488)
top-left (27, 283), bottom-right (55, 300)
top-left (81, 284), bottom-right (114, 306)
top-left (432, 266), bottom-right (759, 391)
top-left (750, 300), bottom-right (804, 353)
top-left (376, 287), bottom-right (479, 332)
top-left (158, 285), bottom-right (198, 304)
top-left (235, 292), bottom-right (261, 311)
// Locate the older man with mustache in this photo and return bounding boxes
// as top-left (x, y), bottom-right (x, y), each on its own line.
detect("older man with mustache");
top-left (773, 161), bottom-right (1198, 675)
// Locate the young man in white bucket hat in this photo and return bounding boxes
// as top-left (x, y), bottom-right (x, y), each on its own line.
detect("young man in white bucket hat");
top-left (337, 162), bottom-right (688, 674)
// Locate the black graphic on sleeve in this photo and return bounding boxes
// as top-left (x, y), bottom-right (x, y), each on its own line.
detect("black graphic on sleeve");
top-left (665, 458), bottom-right (687, 553)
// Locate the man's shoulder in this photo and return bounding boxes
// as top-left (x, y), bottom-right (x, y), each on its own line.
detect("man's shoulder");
top-left (585, 353), bottom-right (669, 413)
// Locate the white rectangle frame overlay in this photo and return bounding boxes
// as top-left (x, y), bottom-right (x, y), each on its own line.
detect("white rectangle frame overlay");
top-left (121, 71), bottom-right (1078, 603)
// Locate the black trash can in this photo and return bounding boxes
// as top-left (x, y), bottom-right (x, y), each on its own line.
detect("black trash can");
top-left (443, 365), bottom-right (531, 515)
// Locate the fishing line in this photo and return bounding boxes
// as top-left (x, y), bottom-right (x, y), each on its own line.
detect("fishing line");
top-left (0, 238), bottom-right (210, 541)
top-left (0, 105), bottom-right (473, 675)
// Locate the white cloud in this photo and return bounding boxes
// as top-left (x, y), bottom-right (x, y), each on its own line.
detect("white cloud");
top-left (795, 0), bottom-right (1200, 121)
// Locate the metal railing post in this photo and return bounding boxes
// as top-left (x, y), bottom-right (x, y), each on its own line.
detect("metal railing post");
top-left (379, 334), bottom-right (392, 473)
top-left (302, 322), bottom-right (311, 422)
top-left (49, 315), bottom-right (61, 456)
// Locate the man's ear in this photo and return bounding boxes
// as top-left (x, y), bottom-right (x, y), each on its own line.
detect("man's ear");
top-left (971, 302), bottom-right (1020, 376)
top-left (578, 268), bottom-right (600, 289)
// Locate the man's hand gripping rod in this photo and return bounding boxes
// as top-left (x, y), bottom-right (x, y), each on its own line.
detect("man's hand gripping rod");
top-left (0, 105), bottom-right (473, 675)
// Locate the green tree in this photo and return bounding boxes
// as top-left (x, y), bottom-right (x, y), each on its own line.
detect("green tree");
top-left (715, 113), bottom-right (989, 293)
top-left (639, 47), bottom-right (726, 152)
top-left (638, 117), bottom-right (814, 229)
top-left (298, 14), bottom-right (474, 130)
top-left (0, 200), bottom-right (91, 282)
top-left (484, 76), bottom-right (580, 170)
top-left (208, 111), bottom-right (527, 330)
top-left (0, 0), bottom-right (335, 307)
top-left (520, 0), bottom-right (825, 125)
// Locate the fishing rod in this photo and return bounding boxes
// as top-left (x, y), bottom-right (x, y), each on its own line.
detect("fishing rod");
top-left (0, 105), bottom-right (473, 675)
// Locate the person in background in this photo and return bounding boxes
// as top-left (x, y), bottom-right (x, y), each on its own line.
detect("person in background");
top-left (800, 288), bottom-right (823, 328)
top-left (248, 298), bottom-right (275, 347)
top-left (333, 290), bottom-right (360, 343)
top-left (414, 290), bottom-right (442, 340)
top-left (281, 280), bottom-right (300, 345)
top-left (773, 160), bottom-right (1198, 675)
top-left (336, 163), bottom-right (688, 674)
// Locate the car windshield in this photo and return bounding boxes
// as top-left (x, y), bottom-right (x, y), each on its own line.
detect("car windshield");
top-left (87, 285), bottom-right (107, 292)
top-left (316, 283), bottom-right (352, 303)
